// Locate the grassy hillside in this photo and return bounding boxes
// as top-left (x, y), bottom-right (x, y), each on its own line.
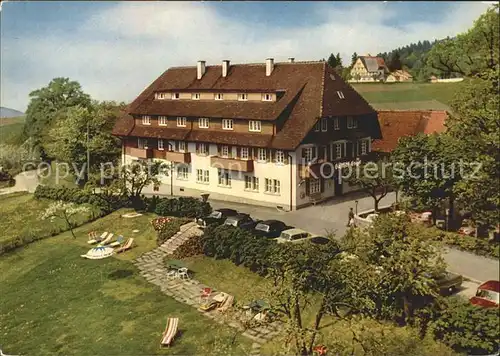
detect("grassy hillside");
top-left (352, 82), bottom-right (459, 111)
top-left (0, 116), bottom-right (25, 145)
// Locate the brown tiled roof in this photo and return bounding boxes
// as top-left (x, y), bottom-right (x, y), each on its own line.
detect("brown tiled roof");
top-left (129, 126), bottom-right (190, 140)
top-left (189, 130), bottom-right (273, 148)
top-left (372, 110), bottom-right (448, 152)
top-left (114, 60), bottom-right (378, 150)
top-left (112, 112), bottom-right (134, 136)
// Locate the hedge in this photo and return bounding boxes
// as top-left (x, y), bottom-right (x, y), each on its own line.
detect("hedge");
top-left (152, 217), bottom-right (192, 246)
top-left (172, 234), bottom-right (203, 259)
top-left (430, 227), bottom-right (500, 259)
top-left (152, 196), bottom-right (212, 218)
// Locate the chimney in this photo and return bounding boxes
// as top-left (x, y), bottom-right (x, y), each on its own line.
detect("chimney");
top-left (222, 60), bottom-right (230, 77)
top-left (265, 58), bottom-right (274, 76)
top-left (288, 57), bottom-right (295, 63)
top-left (197, 60), bottom-right (206, 80)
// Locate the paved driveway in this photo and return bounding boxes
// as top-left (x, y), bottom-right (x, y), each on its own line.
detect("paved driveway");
top-left (208, 192), bottom-right (499, 284)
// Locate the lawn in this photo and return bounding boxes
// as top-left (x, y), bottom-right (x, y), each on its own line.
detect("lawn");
top-left (0, 209), bottom-right (251, 355)
top-left (352, 82), bottom-right (460, 111)
top-left (0, 192), bottom-right (101, 245)
top-left (0, 121), bottom-right (24, 145)
top-left (39, 161), bottom-right (79, 188)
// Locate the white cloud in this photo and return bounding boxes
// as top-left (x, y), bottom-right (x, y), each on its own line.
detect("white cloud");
top-left (1, 1), bottom-right (492, 111)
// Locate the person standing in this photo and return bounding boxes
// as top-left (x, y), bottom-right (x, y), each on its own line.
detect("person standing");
top-left (347, 207), bottom-right (355, 227)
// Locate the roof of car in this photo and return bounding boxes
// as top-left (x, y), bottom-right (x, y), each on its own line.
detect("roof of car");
top-left (216, 208), bottom-right (237, 213)
top-left (478, 280), bottom-right (500, 292)
top-left (281, 228), bottom-right (308, 235)
top-left (227, 213), bottom-right (249, 220)
top-left (258, 220), bottom-right (285, 225)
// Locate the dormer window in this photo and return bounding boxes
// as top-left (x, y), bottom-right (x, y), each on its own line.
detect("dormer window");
top-left (142, 116), bottom-right (151, 125)
top-left (238, 93), bottom-right (248, 101)
top-left (156, 92), bottom-right (166, 100)
top-left (314, 121), bottom-right (320, 132)
top-left (262, 93), bottom-right (273, 102)
top-left (347, 116), bottom-right (358, 129)
top-left (177, 117), bottom-right (187, 127)
top-left (333, 117), bottom-right (340, 130)
top-left (222, 119), bottom-right (233, 130)
top-left (215, 93), bottom-right (224, 100)
top-left (172, 93), bottom-right (180, 100)
top-left (336, 91), bottom-right (345, 99)
top-left (321, 118), bottom-right (328, 132)
top-left (192, 93), bottom-right (200, 100)
top-left (159, 116), bottom-right (168, 126)
top-left (198, 117), bottom-right (209, 129)
top-left (249, 120), bottom-right (261, 132)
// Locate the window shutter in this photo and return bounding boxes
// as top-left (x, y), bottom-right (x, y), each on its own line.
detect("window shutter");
top-left (217, 145), bottom-right (222, 156)
top-left (346, 142), bottom-right (353, 158)
top-left (302, 148), bottom-right (307, 158)
top-left (312, 147), bottom-right (317, 161)
top-left (236, 147), bottom-right (241, 158)
top-left (325, 145), bottom-right (330, 161)
top-left (175, 141), bottom-right (179, 151)
top-left (357, 140), bottom-right (362, 157)
top-left (195, 143), bottom-right (200, 154)
top-left (228, 145), bottom-right (233, 158)
top-left (320, 178), bottom-right (325, 193)
top-left (305, 179), bottom-right (310, 196)
top-left (331, 144), bottom-right (336, 160)
top-left (268, 149), bottom-right (273, 162)
top-left (284, 151), bottom-right (289, 165)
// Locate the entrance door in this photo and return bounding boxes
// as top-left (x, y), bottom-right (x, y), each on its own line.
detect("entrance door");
top-left (334, 174), bottom-right (343, 196)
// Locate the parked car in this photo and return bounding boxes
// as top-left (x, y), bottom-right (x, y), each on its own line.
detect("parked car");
top-left (275, 228), bottom-right (311, 243)
top-left (253, 220), bottom-right (288, 238)
top-left (196, 208), bottom-right (238, 228)
top-left (470, 280), bottom-right (500, 308)
top-left (308, 236), bottom-right (331, 245)
top-left (224, 214), bottom-right (260, 230)
top-left (434, 272), bottom-right (463, 295)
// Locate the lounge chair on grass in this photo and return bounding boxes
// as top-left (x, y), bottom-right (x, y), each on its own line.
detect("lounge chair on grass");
top-left (114, 238), bottom-right (134, 254)
top-left (217, 294), bottom-right (234, 313)
top-left (160, 317), bottom-right (179, 347)
top-left (88, 232), bottom-right (108, 244)
top-left (108, 235), bottom-right (124, 248)
top-left (98, 233), bottom-right (114, 246)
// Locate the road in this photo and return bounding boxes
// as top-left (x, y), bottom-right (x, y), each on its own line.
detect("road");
top-left (208, 193), bottom-right (499, 284)
top-left (0, 170), bottom-right (39, 195)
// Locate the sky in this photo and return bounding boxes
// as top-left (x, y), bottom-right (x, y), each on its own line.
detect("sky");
top-left (0, 1), bottom-right (494, 112)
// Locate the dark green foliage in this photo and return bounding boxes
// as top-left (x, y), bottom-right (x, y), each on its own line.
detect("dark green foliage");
top-left (428, 297), bottom-right (500, 355)
top-left (431, 227), bottom-right (499, 258)
top-left (156, 218), bottom-right (191, 246)
top-left (34, 185), bottom-right (126, 213)
top-left (153, 196), bottom-right (212, 218)
top-left (172, 234), bottom-right (204, 259)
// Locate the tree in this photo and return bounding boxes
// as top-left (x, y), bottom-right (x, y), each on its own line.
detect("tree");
top-left (391, 133), bottom-right (464, 226)
top-left (24, 78), bottom-right (92, 159)
top-left (40, 201), bottom-right (90, 238)
top-left (426, 5), bottom-right (499, 77)
top-left (327, 53), bottom-right (338, 68)
top-left (342, 213), bottom-right (446, 324)
top-left (121, 160), bottom-right (163, 205)
top-left (43, 100), bottom-right (123, 184)
top-left (351, 52), bottom-right (358, 67)
top-left (335, 53), bottom-right (342, 68)
top-left (388, 52), bottom-right (402, 71)
top-left (347, 161), bottom-right (395, 212)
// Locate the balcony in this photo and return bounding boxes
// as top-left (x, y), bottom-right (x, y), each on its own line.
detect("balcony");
top-left (125, 146), bottom-right (153, 159)
top-left (165, 151), bottom-right (191, 164)
top-left (211, 156), bottom-right (254, 172)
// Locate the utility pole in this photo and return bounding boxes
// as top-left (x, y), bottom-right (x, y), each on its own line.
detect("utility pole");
top-left (86, 120), bottom-right (90, 183)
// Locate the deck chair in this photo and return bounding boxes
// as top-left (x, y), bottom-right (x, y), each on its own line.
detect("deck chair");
top-left (217, 294), bottom-right (234, 313)
top-left (88, 232), bottom-right (108, 244)
top-left (160, 317), bottom-right (179, 347)
top-left (114, 238), bottom-right (134, 254)
top-left (108, 235), bottom-right (124, 248)
top-left (99, 233), bottom-right (114, 246)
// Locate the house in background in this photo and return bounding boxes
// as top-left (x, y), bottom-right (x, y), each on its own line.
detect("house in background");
top-left (349, 55), bottom-right (389, 83)
top-left (112, 58), bottom-right (382, 210)
top-left (372, 110), bottom-right (448, 154)
top-left (386, 69), bottom-right (413, 82)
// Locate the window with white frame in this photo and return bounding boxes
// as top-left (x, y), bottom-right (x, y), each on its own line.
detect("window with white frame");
top-left (192, 93), bottom-right (200, 100)
top-left (215, 93), bottom-right (224, 100)
top-left (142, 116), bottom-right (151, 125)
top-left (196, 169), bottom-right (209, 183)
top-left (249, 120), bottom-right (261, 132)
top-left (347, 116), bottom-right (358, 129)
top-left (238, 93), bottom-right (248, 101)
top-left (156, 92), bottom-right (167, 100)
top-left (333, 117), bottom-right (340, 130)
top-left (334, 142), bottom-right (343, 158)
top-left (336, 91), bottom-right (345, 99)
top-left (218, 169), bottom-right (231, 186)
top-left (178, 141), bottom-right (186, 152)
top-left (262, 93), bottom-right (272, 101)
top-left (321, 117), bottom-right (328, 132)
top-left (172, 93), bottom-right (180, 100)
top-left (196, 143), bottom-right (209, 155)
top-left (309, 179), bottom-right (321, 195)
top-left (275, 150), bottom-right (285, 164)
top-left (245, 176), bottom-right (259, 191)
top-left (159, 116), bottom-right (168, 126)
top-left (177, 117), bottom-right (187, 127)
top-left (265, 178), bottom-right (280, 194)
top-left (198, 117), bottom-right (209, 128)
top-left (257, 148), bottom-right (267, 162)
top-left (137, 138), bottom-right (148, 149)
top-left (222, 119), bottom-right (233, 130)
top-left (240, 147), bottom-right (249, 160)
top-left (158, 139), bottom-right (164, 150)
top-left (177, 166), bottom-right (188, 180)
top-left (303, 147), bottom-right (314, 163)
top-left (314, 121), bottom-right (320, 132)
top-left (221, 145), bottom-right (230, 157)
top-left (360, 139), bottom-right (369, 155)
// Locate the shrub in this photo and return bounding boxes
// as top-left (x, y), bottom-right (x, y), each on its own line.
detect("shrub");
top-left (428, 297), bottom-right (500, 355)
top-left (155, 217), bottom-right (191, 246)
top-left (172, 234), bottom-right (204, 259)
top-left (154, 196), bottom-right (211, 218)
top-left (431, 227), bottom-right (499, 258)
